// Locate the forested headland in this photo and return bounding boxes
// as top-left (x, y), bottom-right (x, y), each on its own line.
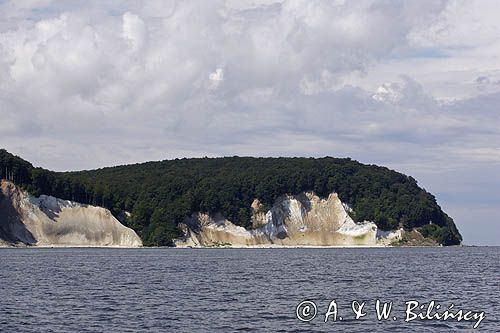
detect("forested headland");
top-left (0, 149), bottom-right (462, 246)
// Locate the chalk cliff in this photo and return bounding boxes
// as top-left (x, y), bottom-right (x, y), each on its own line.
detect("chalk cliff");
top-left (175, 192), bottom-right (400, 247)
top-left (0, 181), bottom-right (142, 247)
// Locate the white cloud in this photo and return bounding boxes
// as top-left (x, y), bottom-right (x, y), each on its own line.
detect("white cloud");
top-left (208, 68), bottom-right (224, 89)
top-left (0, 0), bottom-right (496, 168)
top-left (122, 12), bottom-right (146, 52)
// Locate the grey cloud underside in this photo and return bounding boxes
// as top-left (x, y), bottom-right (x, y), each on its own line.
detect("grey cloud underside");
top-left (0, 1), bottom-right (499, 244)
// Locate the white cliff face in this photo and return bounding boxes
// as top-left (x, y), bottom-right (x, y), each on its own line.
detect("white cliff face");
top-left (0, 181), bottom-right (142, 247)
top-left (376, 228), bottom-right (404, 246)
top-left (175, 192), bottom-right (384, 247)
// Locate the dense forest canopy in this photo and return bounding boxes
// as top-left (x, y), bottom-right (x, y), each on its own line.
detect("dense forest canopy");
top-left (0, 149), bottom-right (462, 246)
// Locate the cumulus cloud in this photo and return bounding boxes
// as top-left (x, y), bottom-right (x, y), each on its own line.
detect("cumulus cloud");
top-left (208, 68), bottom-right (224, 90)
top-left (0, 0), bottom-right (497, 167)
top-left (122, 12), bottom-right (146, 52)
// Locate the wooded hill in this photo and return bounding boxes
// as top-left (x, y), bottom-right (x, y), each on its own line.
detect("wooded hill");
top-left (0, 149), bottom-right (462, 246)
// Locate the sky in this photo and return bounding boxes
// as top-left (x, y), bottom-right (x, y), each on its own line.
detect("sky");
top-left (0, 0), bottom-right (499, 245)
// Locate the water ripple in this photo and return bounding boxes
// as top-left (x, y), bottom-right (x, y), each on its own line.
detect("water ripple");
top-left (0, 247), bottom-right (498, 332)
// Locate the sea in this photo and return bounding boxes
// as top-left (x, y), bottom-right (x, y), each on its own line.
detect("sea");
top-left (0, 247), bottom-right (498, 332)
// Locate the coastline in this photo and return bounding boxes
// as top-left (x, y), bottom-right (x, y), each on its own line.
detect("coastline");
top-left (0, 244), bottom-right (455, 249)
top-left (0, 244), bottom-right (144, 249)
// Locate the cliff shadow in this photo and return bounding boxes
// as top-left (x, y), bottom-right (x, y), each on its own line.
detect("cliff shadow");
top-left (0, 189), bottom-right (37, 245)
top-left (295, 192), bottom-right (313, 211)
top-left (37, 196), bottom-right (94, 221)
top-left (38, 199), bottom-right (62, 220)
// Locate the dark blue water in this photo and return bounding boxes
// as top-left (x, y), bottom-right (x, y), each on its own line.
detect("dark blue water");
top-left (0, 247), bottom-right (498, 332)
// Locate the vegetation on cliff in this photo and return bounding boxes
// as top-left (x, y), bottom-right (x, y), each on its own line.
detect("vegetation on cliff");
top-left (0, 149), bottom-right (462, 246)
